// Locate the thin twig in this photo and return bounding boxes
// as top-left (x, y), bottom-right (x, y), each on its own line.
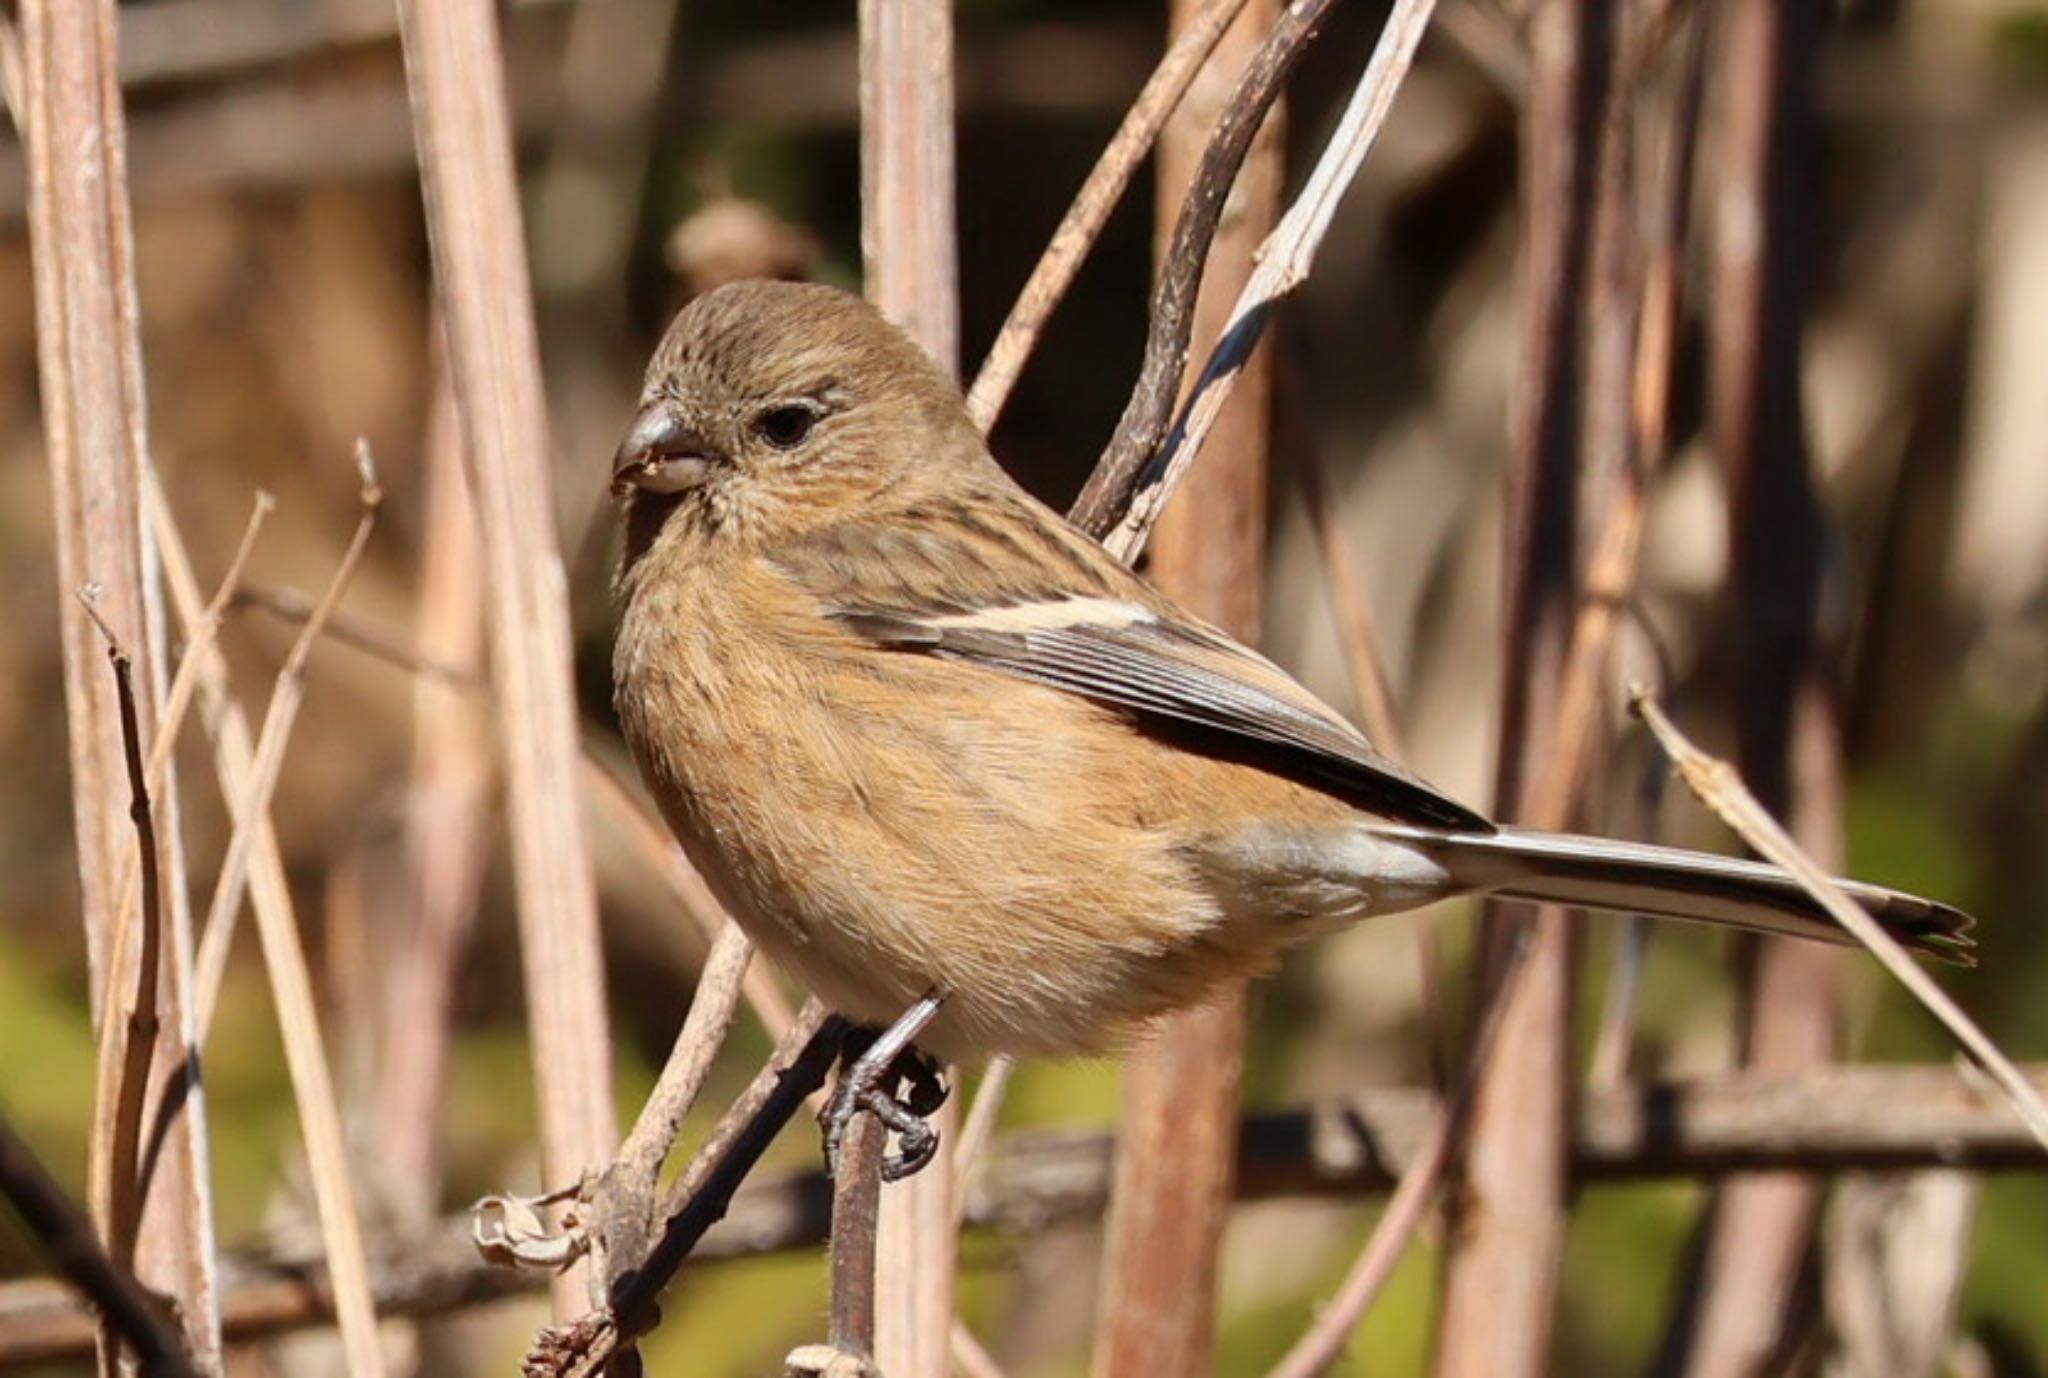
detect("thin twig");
top-left (1069, 0), bottom-right (1334, 540)
top-left (0, 1111), bottom-right (195, 1378)
top-left (141, 496), bottom-right (272, 807)
top-left (185, 448), bottom-right (389, 1378)
top-left (589, 922), bottom-right (757, 1290)
top-left (75, 603), bottom-right (160, 1279)
top-left (234, 585), bottom-right (481, 687)
top-left (195, 449), bottom-right (380, 1021)
top-left (1081, 0), bottom-right (1438, 561)
top-left (963, 0), bottom-right (1254, 431)
top-left (100, 492), bottom-right (270, 1009)
top-left (521, 1003), bottom-right (844, 1378)
top-left (1629, 689), bottom-right (2048, 1147)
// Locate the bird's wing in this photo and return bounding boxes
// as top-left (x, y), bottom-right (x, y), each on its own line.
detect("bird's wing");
top-left (771, 506), bottom-right (1493, 831)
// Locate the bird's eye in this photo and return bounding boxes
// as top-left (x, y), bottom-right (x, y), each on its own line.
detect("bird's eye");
top-left (754, 404), bottom-right (818, 450)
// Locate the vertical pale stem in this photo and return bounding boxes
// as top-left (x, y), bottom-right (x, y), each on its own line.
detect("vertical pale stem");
top-left (860, 3), bottom-right (961, 1374)
top-left (1090, 5), bottom-right (1279, 1376)
top-left (20, 0), bottom-right (220, 1362)
top-left (393, 0), bottom-right (618, 1316)
top-left (1664, 0), bottom-right (1838, 1371)
top-left (1433, 3), bottom-right (1611, 1376)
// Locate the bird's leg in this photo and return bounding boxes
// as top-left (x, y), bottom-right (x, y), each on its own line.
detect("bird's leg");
top-left (822, 992), bottom-right (947, 1183)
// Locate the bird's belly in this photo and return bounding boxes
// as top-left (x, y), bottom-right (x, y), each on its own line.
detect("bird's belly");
top-left (619, 650), bottom-right (1292, 1061)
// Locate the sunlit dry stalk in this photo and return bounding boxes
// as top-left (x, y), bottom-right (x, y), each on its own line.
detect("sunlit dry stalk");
top-left (395, 0), bottom-right (618, 1319)
top-left (965, 0), bottom-right (1253, 431)
top-left (861, 3), bottom-right (962, 1372)
top-left (20, 0), bottom-right (220, 1360)
top-left (1669, 1), bottom-right (1845, 1368)
top-left (1090, 3), bottom-right (1279, 1373)
top-left (1433, 5), bottom-right (1611, 1376)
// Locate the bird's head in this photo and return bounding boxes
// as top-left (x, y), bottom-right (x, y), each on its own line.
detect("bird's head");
top-left (611, 280), bottom-right (986, 546)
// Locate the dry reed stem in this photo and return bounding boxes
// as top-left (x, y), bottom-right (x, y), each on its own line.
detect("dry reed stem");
top-left (1672, 0), bottom-right (1842, 1365)
top-left (1432, 4), bottom-right (1607, 1373)
top-left (963, 0), bottom-right (1253, 431)
top-left (0, 1111), bottom-right (195, 1377)
top-left (19, 0), bottom-right (220, 1357)
top-left (827, 1104), bottom-right (889, 1367)
top-left (1630, 690), bottom-right (2048, 1145)
top-left (394, 3), bottom-right (618, 1317)
top-left (1090, 3), bottom-right (1278, 1372)
top-left (181, 449), bottom-right (388, 1378)
top-left (1092, 0), bottom-right (1439, 563)
top-left (860, 4), bottom-right (962, 1372)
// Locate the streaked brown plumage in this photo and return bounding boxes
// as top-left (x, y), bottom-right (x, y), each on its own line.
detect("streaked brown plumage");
top-left (611, 280), bottom-right (1971, 1064)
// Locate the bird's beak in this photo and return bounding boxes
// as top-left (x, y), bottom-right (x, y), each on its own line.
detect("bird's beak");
top-left (611, 402), bottom-right (716, 499)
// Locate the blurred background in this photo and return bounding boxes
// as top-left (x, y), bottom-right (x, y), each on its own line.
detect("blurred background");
top-left (2, 0), bottom-right (2046, 1373)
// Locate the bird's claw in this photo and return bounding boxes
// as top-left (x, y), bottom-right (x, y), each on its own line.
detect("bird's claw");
top-left (821, 1043), bottom-right (947, 1183)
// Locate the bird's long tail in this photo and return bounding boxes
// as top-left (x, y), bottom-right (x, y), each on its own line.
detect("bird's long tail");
top-left (1365, 823), bottom-right (1975, 964)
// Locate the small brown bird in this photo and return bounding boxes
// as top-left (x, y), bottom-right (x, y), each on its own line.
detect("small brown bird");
top-left (611, 280), bottom-right (1969, 1158)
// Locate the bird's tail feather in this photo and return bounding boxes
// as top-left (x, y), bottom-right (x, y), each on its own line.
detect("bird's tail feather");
top-left (1365, 823), bottom-right (1975, 964)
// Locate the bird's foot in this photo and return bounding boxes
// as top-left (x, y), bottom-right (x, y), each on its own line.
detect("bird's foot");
top-left (821, 994), bottom-right (946, 1183)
